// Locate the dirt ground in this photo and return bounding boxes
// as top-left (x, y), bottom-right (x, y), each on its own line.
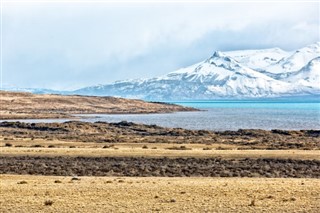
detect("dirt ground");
top-left (0, 175), bottom-right (319, 213)
top-left (1, 112), bottom-right (319, 212)
top-left (2, 145), bottom-right (320, 159)
top-left (1, 121), bottom-right (319, 150)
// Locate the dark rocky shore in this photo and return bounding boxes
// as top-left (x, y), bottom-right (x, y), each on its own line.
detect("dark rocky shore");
top-left (1, 121), bottom-right (319, 150)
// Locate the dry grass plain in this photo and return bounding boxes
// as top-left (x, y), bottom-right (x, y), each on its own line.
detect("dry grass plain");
top-left (0, 91), bottom-right (195, 119)
top-left (1, 175), bottom-right (319, 213)
top-left (1, 143), bottom-right (320, 160)
top-left (0, 92), bottom-right (319, 213)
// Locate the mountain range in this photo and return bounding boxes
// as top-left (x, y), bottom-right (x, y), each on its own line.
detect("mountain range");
top-left (4, 42), bottom-right (320, 101)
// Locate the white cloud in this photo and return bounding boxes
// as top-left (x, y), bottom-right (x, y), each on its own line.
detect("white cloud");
top-left (2, 2), bottom-right (319, 89)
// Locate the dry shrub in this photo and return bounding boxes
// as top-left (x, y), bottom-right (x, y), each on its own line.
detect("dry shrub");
top-left (44, 200), bottom-right (54, 206)
top-left (166, 146), bottom-right (191, 150)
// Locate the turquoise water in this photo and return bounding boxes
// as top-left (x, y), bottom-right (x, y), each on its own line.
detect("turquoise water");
top-left (1, 101), bottom-right (320, 131)
top-left (171, 101), bottom-right (320, 110)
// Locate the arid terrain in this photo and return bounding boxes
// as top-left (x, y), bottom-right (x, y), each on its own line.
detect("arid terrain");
top-left (0, 92), bottom-right (319, 212)
top-left (1, 175), bottom-right (319, 213)
top-left (0, 91), bottom-right (196, 119)
top-left (1, 121), bottom-right (319, 150)
top-left (0, 121), bottom-right (320, 212)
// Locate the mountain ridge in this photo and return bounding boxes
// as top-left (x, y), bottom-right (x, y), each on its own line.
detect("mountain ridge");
top-left (4, 42), bottom-right (320, 101)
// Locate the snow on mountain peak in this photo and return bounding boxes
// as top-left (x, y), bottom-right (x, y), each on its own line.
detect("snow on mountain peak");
top-left (225, 47), bottom-right (289, 70)
top-left (205, 51), bottom-right (242, 71)
top-left (70, 42), bottom-right (320, 100)
top-left (306, 41), bottom-right (320, 50)
top-left (282, 57), bottom-right (320, 89)
top-left (266, 42), bottom-right (320, 74)
top-left (307, 56), bottom-right (320, 66)
top-left (211, 51), bottom-right (224, 58)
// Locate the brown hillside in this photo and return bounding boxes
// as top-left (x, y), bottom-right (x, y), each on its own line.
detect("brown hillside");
top-left (0, 91), bottom-right (196, 119)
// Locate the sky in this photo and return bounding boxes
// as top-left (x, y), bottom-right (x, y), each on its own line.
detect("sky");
top-left (1, 1), bottom-right (319, 90)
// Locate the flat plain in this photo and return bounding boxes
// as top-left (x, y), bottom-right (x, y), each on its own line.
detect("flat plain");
top-left (0, 92), bottom-right (319, 212)
top-left (1, 175), bottom-right (319, 213)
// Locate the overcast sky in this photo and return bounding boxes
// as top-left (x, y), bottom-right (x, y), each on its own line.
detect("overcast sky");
top-left (1, 1), bottom-right (319, 90)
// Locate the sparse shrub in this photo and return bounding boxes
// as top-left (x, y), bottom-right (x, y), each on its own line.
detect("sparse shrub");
top-left (248, 199), bottom-right (255, 206)
top-left (44, 200), bottom-right (54, 206)
top-left (48, 145), bottom-right (55, 148)
top-left (103, 145), bottom-right (114, 149)
top-left (266, 195), bottom-right (274, 199)
top-left (215, 146), bottom-right (230, 150)
top-left (5, 143), bottom-right (12, 147)
top-left (105, 180), bottom-right (113, 183)
top-left (32, 144), bottom-right (43, 148)
top-left (69, 146), bottom-right (76, 148)
top-left (170, 199), bottom-right (176, 203)
top-left (166, 146), bottom-right (191, 150)
top-left (71, 177), bottom-right (80, 181)
top-left (118, 180), bottom-right (125, 183)
top-left (15, 145), bottom-right (23, 148)
top-left (54, 180), bottom-right (62, 183)
top-left (17, 180), bottom-right (27, 184)
top-left (203, 147), bottom-right (212, 150)
top-left (154, 195), bottom-right (159, 199)
top-left (142, 145), bottom-right (148, 149)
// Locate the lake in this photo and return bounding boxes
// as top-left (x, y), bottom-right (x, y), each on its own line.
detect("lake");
top-left (2, 101), bottom-right (320, 131)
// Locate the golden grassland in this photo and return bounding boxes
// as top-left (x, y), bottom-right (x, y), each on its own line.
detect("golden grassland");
top-left (1, 114), bottom-right (319, 212)
top-left (1, 175), bottom-right (319, 213)
top-left (1, 143), bottom-right (320, 160)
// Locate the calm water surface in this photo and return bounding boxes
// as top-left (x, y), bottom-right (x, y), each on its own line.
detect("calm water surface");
top-left (2, 101), bottom-right (319, 131)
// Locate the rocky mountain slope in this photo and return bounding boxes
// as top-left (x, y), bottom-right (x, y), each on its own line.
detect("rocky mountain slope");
top-left (4, 42), bottom-right (320, 100)
top-left (74, 42), bottom-right (319, 100)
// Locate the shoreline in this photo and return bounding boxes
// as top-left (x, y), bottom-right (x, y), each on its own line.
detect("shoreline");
top-left (0, 91), bottom-right (198, 120)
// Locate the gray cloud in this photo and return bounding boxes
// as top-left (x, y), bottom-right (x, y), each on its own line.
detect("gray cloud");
top-left (2, 2), bottom-right (319, 90)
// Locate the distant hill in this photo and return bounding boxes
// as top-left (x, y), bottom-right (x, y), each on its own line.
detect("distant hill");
top-left (0, 91), bottom-right (196, 119)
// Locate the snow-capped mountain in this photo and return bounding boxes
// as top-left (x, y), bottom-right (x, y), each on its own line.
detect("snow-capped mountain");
top-left (7, 42), bottom-right (319, 101)
top-left (263, 42), bottom-right (320, 74)
top-left (225, 47), bottom-right (290, 70)
top-left (282, 57), bottom-right (320, 90)
top-left (1, 87), bottom-right (63, 94)
top-left (74, 42), bottom-right (320, 100)
top-left (155, 51), bottom-right (294, 98)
